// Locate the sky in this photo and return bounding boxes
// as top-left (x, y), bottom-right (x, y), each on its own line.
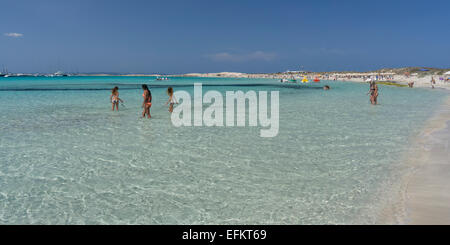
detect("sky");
top-left (1, 0), bottom-right (449, 74)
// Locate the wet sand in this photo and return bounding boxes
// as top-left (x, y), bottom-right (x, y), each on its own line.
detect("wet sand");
top-left (403, 95), bottom-right (450, 224)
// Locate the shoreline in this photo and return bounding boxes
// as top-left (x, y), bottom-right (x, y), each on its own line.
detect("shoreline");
top-left (402, 95), bottom-right (450, 224)
top-left (378, 94), bottom-right (450, 224)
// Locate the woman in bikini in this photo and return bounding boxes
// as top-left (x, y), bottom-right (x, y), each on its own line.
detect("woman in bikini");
top-left (110, 86), bottom-right (123, 111)
top-left (372, 82), bottom-right (379, 105)
top-left (141, 84), bottom-right (152, 118)
top-left (367, 81), bottom-right (376, 105)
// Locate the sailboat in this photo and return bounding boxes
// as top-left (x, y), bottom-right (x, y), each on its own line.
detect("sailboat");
top-left (0, 66), bottom-right (8, 77)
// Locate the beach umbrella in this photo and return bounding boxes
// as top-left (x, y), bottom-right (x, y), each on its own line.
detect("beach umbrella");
top-left (444, 71), bottom-right (450, 75)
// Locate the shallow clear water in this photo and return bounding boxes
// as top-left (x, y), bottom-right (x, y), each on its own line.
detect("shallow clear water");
top-left (0, 76), bottom-right (447, 224)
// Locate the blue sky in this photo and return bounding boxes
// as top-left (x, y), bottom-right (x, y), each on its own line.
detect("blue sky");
top-left (1, 0), bottom-right (449, 73)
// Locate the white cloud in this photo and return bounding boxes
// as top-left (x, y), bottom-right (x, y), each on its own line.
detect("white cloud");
top-left (4, 33), bottom-right (24, 38)
top-left (206, 51), bottom-right (277, 62)
top-left (299, 47), bottom-right (347, 56)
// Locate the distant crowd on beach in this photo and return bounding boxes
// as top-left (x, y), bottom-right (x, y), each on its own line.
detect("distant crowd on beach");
top-left (109, 85), bottom-right (178, 117)
top-left (244, 71), bottom-right (450, 89)
top-left (327, 73), bottom-right (450, 89)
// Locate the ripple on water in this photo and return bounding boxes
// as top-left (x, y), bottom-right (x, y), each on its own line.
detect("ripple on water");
top-left (0, 78), bottom-right (447, 224)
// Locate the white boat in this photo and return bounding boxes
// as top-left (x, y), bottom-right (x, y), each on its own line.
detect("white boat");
top-left (54, 71), bottom-right (68, 77)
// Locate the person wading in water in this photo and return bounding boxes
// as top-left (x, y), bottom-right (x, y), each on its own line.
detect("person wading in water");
top-left (141, 84), bottom-right (152, 118)
top-left (367, 81), bottom-right (379, 105)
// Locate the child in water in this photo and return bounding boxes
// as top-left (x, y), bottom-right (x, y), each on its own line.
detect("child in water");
top-left (110, 86), bottom-right (124, 111)
top-left (165, 87), bottom-right (178, 113)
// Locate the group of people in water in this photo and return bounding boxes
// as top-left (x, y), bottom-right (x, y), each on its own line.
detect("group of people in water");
top-left (109, 81), bottom-right (379, 115)
top-left (110, 84), bottom-right (178, 117)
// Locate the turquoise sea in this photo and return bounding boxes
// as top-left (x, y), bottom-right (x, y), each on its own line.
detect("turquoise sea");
top-left (0, 76), bottom-right (447, 224)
